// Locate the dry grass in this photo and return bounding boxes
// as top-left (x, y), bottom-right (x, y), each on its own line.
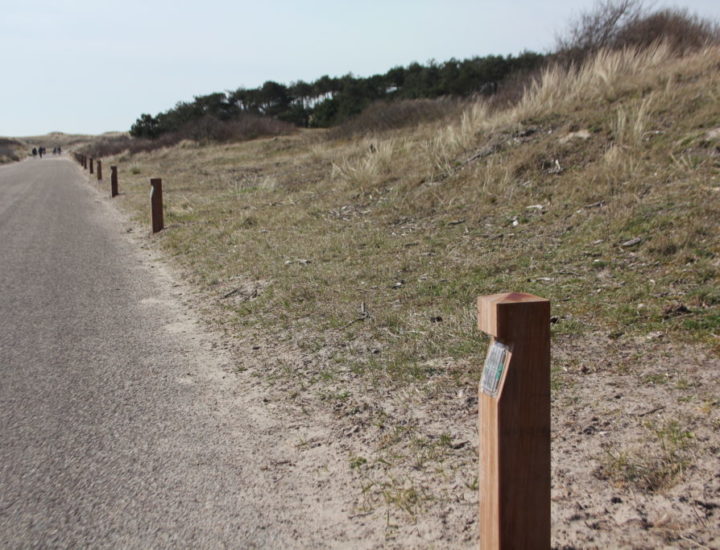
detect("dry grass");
top-left (102, 43), bottom-right (720, 387)
top-left (94, 45), bottom-right (720, 545)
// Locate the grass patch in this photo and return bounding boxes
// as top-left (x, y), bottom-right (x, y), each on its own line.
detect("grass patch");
top-left (597, 419), bottom-right (695, 492)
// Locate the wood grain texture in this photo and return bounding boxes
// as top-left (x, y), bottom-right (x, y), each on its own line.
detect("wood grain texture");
top-left (477, 293), bottom-right (550, 550)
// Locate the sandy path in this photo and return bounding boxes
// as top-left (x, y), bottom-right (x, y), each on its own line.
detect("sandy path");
top-left (0, 158), bottom-right (370, 548)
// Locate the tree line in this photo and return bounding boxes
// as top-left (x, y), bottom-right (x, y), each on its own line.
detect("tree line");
top-left (130, 52), bottom-right (545, 139)
top-left (128, 2), bottom-right (720, 142)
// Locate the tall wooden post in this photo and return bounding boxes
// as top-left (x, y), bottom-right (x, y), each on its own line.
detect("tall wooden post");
top-left (96, 160), bottom-right (102, 181)
top-left (110, 166), bottom-right (118, 197)
top-left (150, 178), bottom-right (164, 233)
top-left (89, 158), bottom-right (94, 174)
top-left (477, 292), bottom-right (550, 550)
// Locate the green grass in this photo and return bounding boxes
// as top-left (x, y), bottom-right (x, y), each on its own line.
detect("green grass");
top-left (598, 419), bottom-right (696, 492)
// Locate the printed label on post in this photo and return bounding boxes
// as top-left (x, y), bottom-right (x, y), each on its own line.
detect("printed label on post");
top-left (481, 341), bottom-right (509, 397)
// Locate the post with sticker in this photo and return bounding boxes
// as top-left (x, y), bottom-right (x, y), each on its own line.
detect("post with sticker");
top-left (477, 292), bottom-right (550, 549)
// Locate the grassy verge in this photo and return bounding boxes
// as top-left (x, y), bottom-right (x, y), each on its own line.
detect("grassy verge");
top-left (97, 45), bottom-right (720, 544)
top-left (110, 45), bottom-right (718, 371)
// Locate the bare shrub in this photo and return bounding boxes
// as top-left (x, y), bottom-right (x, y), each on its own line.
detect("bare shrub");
top-left (328, 98), bottom-right (466, 140)
top-left (555, 0), bottom-right (643, 62)
top-left (614, 8), bottom-right (720, 53)
top-left (555, 1), bottom-right (720, 65)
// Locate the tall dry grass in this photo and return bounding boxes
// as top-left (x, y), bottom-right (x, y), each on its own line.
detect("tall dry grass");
top-left (333, 43), bottom-right (720, 196)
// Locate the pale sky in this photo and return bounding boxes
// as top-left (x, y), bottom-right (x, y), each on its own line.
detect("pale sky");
top-left (2, 0), bottom-right (719, 136)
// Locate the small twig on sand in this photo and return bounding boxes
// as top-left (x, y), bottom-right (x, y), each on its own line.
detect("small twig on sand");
top-left (222, 288), bottom-right (242, 299)
top-left (635, 406), bottom-right (666, 417)
top-left (680, 534), bottom-right (712, 549)
top-left (343, 301), bottom-right (370, 328)
top-left (222, 287), bottom-right (258, 300)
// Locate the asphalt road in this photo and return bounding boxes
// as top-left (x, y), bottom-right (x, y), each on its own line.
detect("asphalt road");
top-left (0, 158), bottom-right (325, 548)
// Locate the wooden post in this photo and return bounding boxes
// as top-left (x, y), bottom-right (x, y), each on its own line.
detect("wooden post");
top-left (110, 166), bottom-right (118, 197)
top-left (150, 178), bottom-right (164, 233)
top-left (89, 158), bottom-right (94, 175)
top-left (96, 160), bottom-right (102, 181)
top-left (477, 292), bottom-right (550, 550)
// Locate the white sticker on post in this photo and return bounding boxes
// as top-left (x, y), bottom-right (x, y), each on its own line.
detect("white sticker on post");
top-left (481, 341), bottom-right (509, 397)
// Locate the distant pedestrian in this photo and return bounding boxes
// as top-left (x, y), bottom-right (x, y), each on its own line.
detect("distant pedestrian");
top-left (39, 147), bottom-right (44, 158)
top-left (32, 147), bottom-right (37, 157)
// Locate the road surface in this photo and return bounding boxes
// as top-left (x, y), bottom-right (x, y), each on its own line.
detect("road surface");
top-left (0, 158), bottom-right (351, 548)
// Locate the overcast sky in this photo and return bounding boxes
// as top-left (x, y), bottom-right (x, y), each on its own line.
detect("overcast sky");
top-left (3, 0), bottom-right (719, 136)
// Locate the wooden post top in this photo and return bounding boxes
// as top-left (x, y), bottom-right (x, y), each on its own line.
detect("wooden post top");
top-left (477, 292), bottom-right (550, 342)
